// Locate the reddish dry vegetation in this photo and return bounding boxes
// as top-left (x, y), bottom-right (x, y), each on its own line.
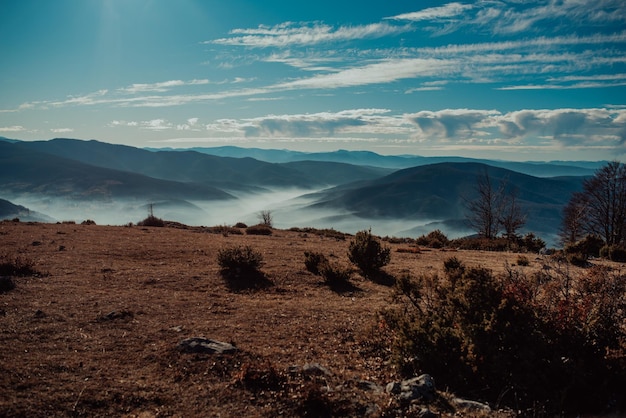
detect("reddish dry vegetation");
top-left (0, 221), bottom-right (612, 417)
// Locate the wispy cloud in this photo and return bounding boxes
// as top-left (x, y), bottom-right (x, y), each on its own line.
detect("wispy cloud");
top-left (50, 128), bottom-right (74, 133)
top-left (0, 125), bottom-right (26, 132)
top-left (210, 21), bottom-right (410, 47)
top-left (387, 2), bottom-right (474, 22)
top-left (118, 79), bottom-right (210, 94)
top-left (389, 0), bottom-right (626, 35)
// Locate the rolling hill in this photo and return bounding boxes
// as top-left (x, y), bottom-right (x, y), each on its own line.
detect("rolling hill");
top-left (12, 138), bottom-right (388, 189)
top-left (308, 162), bottom-right (585, 239)
top-left (0, 141), bottom-right (233, 202)
top-left (177, 145), bottom-right (601, 177)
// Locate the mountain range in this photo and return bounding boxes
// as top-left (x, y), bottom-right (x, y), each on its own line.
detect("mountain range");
top-left (0, 137), bottom-right (594, 244)
top-left (157, 145), bottom-right (603, 177)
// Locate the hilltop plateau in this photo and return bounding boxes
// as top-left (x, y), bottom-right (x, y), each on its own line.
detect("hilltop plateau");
top-left (1, 221), bottom-right (624, 416)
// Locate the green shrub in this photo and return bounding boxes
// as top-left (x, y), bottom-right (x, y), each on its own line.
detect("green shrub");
top-left (246, 224), bottom-right (273, 235)
top-left (217, 245), bottom-right (263, 277)
top-left (348, 229), bottom-right (390, 279)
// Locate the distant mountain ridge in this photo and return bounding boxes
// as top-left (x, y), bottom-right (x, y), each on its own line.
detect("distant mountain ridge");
top-left (159, 145), bottom-right (603, 177)
top-left (0, 137), bottom-right (590, 242)
top-left (307, 162), bottom-right (585, 240)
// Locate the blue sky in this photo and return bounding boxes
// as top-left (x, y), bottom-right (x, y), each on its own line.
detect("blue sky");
top-left (1, 0), bottom-right (625, 161)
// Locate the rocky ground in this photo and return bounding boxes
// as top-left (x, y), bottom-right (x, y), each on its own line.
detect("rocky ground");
top-left (0, 221), bottom-right (568, 417)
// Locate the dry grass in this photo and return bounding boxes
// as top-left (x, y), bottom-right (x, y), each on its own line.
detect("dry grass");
top-left (0, 221), bottom-right (587, 417)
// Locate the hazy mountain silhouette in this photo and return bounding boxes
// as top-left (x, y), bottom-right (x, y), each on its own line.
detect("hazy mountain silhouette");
top-left (308, 162), bottom-right (585, 238)
top-left (176, 145), bottom-right (601, 177)
top-left (0, 141), bottom-right (233, 201)
top-left (0, 198), bottom-right (52, 222)
top-left (0, 138), bottom-right (590, 239)
top-left (13, 139), bottom-right (387, 189)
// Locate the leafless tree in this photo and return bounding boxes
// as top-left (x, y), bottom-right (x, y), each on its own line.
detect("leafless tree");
top-left (559, 191), bottom-right (589, 246)
top-left (500, 187), bottom-right (526, 243)
top-left (465, 169), bottom-right (506, 239)
top-left (258, 210), bottom-right (273, 227)
top-left (578, 161), bottom-right (626, 246)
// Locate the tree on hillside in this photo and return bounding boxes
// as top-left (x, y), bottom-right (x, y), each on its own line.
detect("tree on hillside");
top-left (559, 192), bottom-right (589, 246)
top-left (561, 161), bottom-right (626, 247)
top-left (465, 169), bottom-right (506, 239)
top-left (500, 187), bottom-right (527, 243)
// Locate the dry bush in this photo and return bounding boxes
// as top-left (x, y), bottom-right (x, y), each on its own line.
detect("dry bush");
top-left (217, 245), bottom-right (263, 275)
top-left (0, 254), bottom-right (42, 277)
top-left (246, 224), bottom-right (273, 236)
top-left (348, 229), bottom-right (390, 279)
top-left (290, 227), bottom-right (347, 240)
top-left (416, 229), bottom-right (449, 248)
top-left (137, 215), bottom-right (165, 227)
top-left (303, 251), bottom-right (353, 289)
top-left (381, 257), bottom-right (626, 415)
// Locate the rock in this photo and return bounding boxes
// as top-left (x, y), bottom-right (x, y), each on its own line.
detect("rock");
top-left (386, 374), bottom-right (436, 402)
top-left (453, 397), bottom-right (491, 412)
top-left (302, 363), bottom-right (331, 377)
top-left (357, 380), bottom-right (383, 392)
top-left (416, 408), bottom-right (438, 418)
top-left (177, 337), bottom-right (237, 354)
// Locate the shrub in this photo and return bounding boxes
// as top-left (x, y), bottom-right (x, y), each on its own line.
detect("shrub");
top-left (246, 224), bottom-right (273, 235)
top-left (304, 251), bottom-right (352, 287)
top-left (234, 222), bottom-right (248, 228)
top-left (348, 229), bottom-right (390, 279)
top-left (304, 251), bottom-right (328, 276)
top-left (81, 219), bottom-right (96, 225)
top-left (290, 227), bottom-right (347, 240)
top-left (381, 257), bottom-right (626, 415)
top-left (565, 235), bottom-right (604, 258)
top-left (600, 245), bottom-right (626, 262)
top-left (217, 246), bottom-right (263, 277)
top-left (521, 232), bottom-right (545, 253)
top-left (137, 215), bottom-right (165, 227)
top-left (416, 229), bottom-right (449, 248)
top-left (516, 255), bottom-right (530, 266)
top-left (0, 254), bottom-right (42, 277)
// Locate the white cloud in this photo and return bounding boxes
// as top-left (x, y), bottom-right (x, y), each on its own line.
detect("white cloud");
top-left (0, 125), bottom-right (25, 132)
top-left (405, 109), bottom-right (500, 140)
top-left (388, 2), bottom-right (474, 22)
top-left (118, 79), bottom-right (210, 94)
top-left (50, 128), bottom-right (74, 133)
top-left (205, 109), bottom-right (403, 138)
top-left (210, 21), bottom-right (411, 47)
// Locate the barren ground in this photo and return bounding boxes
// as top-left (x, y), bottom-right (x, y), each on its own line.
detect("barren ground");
top-left (0, 221), bottom-right (573, 417)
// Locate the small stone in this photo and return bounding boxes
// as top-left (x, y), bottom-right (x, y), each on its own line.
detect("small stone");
top-left (302, 363), bottom-right (331, 376)
top-left (177, 337), bottom-right (237, 354)
top-left (357, 380), bottom-right (383, 392)
top-left (453, 397), bottom-right (491, 412)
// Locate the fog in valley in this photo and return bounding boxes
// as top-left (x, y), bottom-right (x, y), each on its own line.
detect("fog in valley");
top-left (7, 188), bottom-right (475, 240)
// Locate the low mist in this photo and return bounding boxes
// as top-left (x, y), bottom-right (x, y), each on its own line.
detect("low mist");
top-left (7, 188), bottom-right (477, 240)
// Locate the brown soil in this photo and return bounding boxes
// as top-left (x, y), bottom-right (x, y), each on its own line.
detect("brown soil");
top-left (0, 221), bottom-right (554, 417)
